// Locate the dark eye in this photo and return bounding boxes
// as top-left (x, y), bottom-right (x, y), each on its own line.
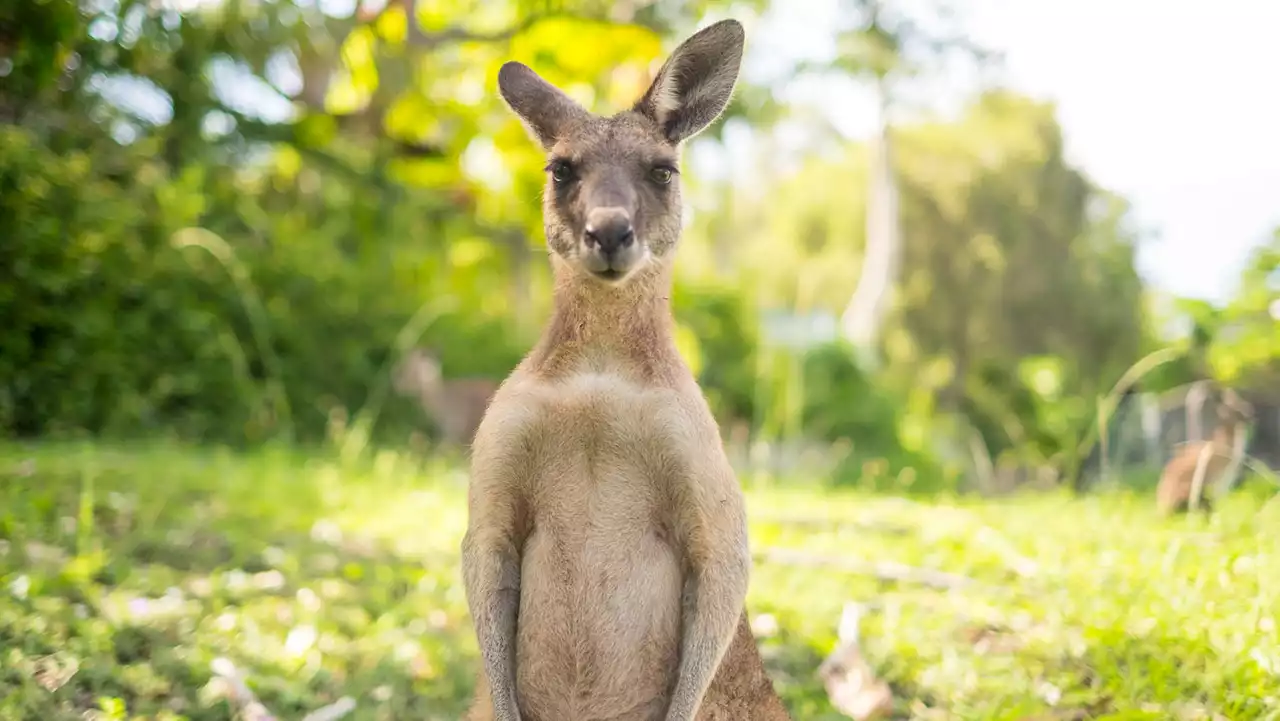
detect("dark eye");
top-left (650, 166), bottom-right (674, 185)
top-left (549, 160), bottom-right (574, 184)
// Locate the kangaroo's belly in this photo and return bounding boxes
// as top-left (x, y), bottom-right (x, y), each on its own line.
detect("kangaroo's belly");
top-left (516, 512), bottom-right (683, 721)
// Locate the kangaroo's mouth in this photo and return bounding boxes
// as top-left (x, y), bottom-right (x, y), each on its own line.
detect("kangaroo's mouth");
top-left (592, 268), bottom-right (626, 282)
top-left (576, 240), bottom-right (648, 284)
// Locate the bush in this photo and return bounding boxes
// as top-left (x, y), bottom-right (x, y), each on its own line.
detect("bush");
top-left (0, 128), bottom-right (242, 439)
top-left (799, 342), bottom-right (945, 490)
top-left (0, 126), bottom-right (526, 446)
top-left (672, 279), bottom-right (760, 425)
top-left (799, 343), bottom-right (901, 450)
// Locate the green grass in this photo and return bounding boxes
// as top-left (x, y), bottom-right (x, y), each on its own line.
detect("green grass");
top-left (1, 441), bottom-right (1278, 721)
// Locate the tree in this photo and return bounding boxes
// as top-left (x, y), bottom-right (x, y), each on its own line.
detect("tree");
top-left (1208, 228), bottom-right (1280, 390)
top-left (822, 0), bottom-right (999, 362)
top-left (0, 0), bottom-right (776, 441)
top-left (716, 90), bottom-right (1149, 472)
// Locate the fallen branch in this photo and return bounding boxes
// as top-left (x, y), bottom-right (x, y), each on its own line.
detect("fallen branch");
top-left (301, 698), bottom-right (358, 721)
top-left (750, 514), bottom-right (912, 536)
top-left (755, 548), bottom-right (975, 590)
top-left (972, 525), bottom-right (1040, 579)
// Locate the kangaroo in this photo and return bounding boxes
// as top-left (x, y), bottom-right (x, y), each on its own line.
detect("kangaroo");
top-left (461, 19), bottom-right (791, 721)
top-left (392, 348), bottom-right (498, 447)
top-left (1156, 390), bottom-right (1254, 515)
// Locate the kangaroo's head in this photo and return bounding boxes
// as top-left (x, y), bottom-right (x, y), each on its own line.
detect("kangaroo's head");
top-left (497, 19), bottom-right (745, 286)
top-left (1215, 388), bottom-right (1255, 434)
top-left (393, 348), bottom-right (443, 397)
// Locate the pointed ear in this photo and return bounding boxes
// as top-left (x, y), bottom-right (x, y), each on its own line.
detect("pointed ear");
top-left (497, 61), bottom-right (589, 150)
top-left (634, 19), bottom-right (745, 144)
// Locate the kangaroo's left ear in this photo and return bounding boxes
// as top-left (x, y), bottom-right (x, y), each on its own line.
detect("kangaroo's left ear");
top-left (634, 19), bottom-right (745, 144)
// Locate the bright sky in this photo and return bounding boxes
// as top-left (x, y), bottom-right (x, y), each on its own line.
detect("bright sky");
top-left (738, 0), bottom-right (1280, 304)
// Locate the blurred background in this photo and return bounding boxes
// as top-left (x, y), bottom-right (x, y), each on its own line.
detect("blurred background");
top-left (2, 0), bottom-right (1279, 719)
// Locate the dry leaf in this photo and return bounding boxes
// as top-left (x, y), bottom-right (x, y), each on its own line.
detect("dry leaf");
top-left (818, 603), bottom-right (894, 721)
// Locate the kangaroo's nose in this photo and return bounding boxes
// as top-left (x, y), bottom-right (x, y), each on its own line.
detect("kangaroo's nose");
top-left (585, 208), bottom-right (635, 258)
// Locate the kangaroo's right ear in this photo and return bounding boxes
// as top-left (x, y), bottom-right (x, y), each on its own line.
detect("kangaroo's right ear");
top-left (634, 18), bottom-right (745, 145)
top-left (497, 62), bottom-right (589, 150)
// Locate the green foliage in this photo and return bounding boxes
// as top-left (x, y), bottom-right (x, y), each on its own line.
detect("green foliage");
top-left (1209, 232), bottom-right (1280, 389)
top-left (799, 343), bottom-right (898, 449)
top-left (796, 343), bottom-right (945, 489)
top-left (3, 442), bottom-right (1278, 720)
top-left (887, 92), bottom-right (1147, 409)
top-left (0, 0), bottom-right (84, 107)
top-left (672, 279), bottom-right (761, 424)
top-left (0, 125), bottom-right (525, 445)
top-left (963, 355), bottom-right (1091, 467)
top-left (723, 91), bottom-right (1152, 479)
top-left (1135, 232), bottom-right (1279, 394)
top-left (3, 0), bottom-right (778, 448)
top-left (0, 127), bottom-right (243, 440)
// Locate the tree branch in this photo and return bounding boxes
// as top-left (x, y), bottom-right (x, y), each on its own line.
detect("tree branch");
top-left (405, 4), bottom-right (567, 49)
top-left (217, 102), bottom-right (448, 184)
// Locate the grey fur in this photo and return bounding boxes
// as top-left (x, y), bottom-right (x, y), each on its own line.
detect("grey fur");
top-left (495, 19), bottom-right (746, 287)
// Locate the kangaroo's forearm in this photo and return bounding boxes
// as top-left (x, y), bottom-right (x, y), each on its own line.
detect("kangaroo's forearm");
top-left (462, 532), bottom-right (522, 721)
top-left (665, 556), bottom-right (749, 721)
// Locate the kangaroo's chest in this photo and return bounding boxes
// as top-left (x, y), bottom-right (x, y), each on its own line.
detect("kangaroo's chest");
top-left (518, 370), bottom-right (688, 505)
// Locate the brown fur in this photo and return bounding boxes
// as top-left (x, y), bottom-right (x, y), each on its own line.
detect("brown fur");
top-left (392, 348), bottom-right (498, 447)
top-left (468, 614), bottom-right (791, 721)
top-left (1156, 393), bottom-right (1253, 515)
top-left (460, 19), bottom-right (790, 721)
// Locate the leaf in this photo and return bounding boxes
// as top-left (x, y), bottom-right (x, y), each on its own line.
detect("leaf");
top-left (386, 156), bottom-right (460, 188)
top-left (507, 18), bottom-right (663, 111)
top-left (448, 237), bottom-right (494, 269)
top-left (384, 91), bottom-right (442, 145)
top-left (375, 4), bottom-right (408, 46)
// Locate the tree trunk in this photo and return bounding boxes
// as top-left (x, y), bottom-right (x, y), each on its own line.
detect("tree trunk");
top-left (840, 75), bottom-right (899, 367)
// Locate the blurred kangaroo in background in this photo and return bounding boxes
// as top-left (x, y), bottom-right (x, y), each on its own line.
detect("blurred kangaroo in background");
top-left (461, 18), bottom-right (792, 721)
top-left (1156, 388), bottom-right (1254, 515)
top-left (392, 348), bottom-right (498, 447)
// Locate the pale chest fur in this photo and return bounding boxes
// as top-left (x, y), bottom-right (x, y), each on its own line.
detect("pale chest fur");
top-left (483, 367), bottom-right (708, 721)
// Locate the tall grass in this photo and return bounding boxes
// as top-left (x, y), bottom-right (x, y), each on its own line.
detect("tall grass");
top-left (172, 227), bottom-right (295, 443)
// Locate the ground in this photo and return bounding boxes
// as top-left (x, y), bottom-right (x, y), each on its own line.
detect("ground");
top-left (1, 441), bottom-right (1277, 721)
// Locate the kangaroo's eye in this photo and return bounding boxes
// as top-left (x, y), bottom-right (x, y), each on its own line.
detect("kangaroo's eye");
top-left (548, 160), bottom-right (575, 184)
top-left (650, 166), bottom-right (674, 185)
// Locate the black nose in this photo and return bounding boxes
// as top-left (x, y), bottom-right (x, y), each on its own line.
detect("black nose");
top-left (585, 211), bottom-right (635, 257)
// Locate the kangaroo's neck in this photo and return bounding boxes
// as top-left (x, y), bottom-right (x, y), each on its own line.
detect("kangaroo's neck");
top-left (415, 381), bottom-right (448, 415)
top-left (528, 257), bottom-right (681, 380)
top-left (1210, 422), bottom-right (1238, 448)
